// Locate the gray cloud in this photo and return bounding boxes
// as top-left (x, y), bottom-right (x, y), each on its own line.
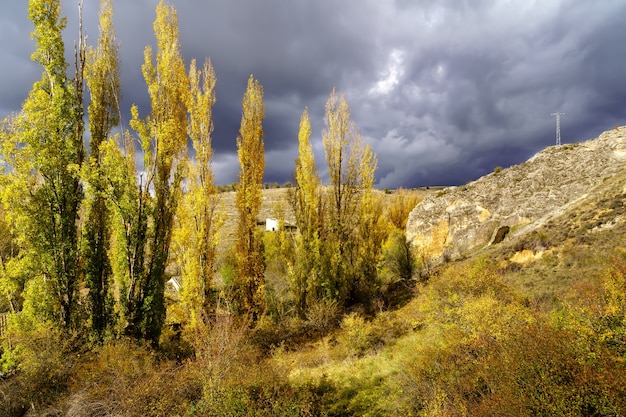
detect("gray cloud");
top-left (1, 0), bottom-right (626, 188)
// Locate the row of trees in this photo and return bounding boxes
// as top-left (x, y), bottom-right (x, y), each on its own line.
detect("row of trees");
top-left (0, 0), bottom-right (416, 348)
top-left (289, 94), bottom-right (380, 318)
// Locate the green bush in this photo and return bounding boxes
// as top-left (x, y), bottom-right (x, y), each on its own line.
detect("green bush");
top-left (1, 318), bottom-right (73, 414)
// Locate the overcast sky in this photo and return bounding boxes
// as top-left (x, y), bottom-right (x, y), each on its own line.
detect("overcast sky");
top-left (1, 0), bottom-right (626, 188)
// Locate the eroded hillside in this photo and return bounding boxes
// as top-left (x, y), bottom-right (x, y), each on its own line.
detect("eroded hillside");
top-left (407, 126), bottom-right (626, 266)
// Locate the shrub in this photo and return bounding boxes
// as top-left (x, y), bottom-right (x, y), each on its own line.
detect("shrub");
top-left (336, 311), bottom-right (411, 359)
top-left (472, 321), bottom-right (626, 416)
top-left (337, 313), bottom-right (374, 356)
top-left (194, 369), bottom-right (330, 416)
top-left (66, 340), bottom-right (202, 417)
top-left (1, 318), bottom-right (73, 414)
top-left (305, 298), bottom-right (340, 334)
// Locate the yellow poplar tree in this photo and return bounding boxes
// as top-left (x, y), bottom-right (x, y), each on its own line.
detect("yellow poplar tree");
top-left (99, 131), bottom-right (148, 338)
top-left (83, 0), bottom-right (121, 336)
top-left (351, 143), bottom-right (384, 303)
top-left (321, 88), bottom-right (378, 308)
top-left (290, 108), bottom-right (322, 316)
top-left (0, 0), bottom-right (85, 329)
top-left (125, 0), bottom-right (188, 342)
top-left (173, 58), bottom-right (223, 330)
top-left (234, 75), bottom-right (265, 319)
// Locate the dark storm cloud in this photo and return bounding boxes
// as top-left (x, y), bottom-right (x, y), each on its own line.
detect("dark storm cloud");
top-left (0, 3), bottom-right (39, 117)
top-left (2, 0), bottom-right (626, 188)
top-left (354, 0), bottom-right (626, 187)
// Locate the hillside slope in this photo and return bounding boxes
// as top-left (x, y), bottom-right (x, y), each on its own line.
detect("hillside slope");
top-left (407, 126), bottom-right (626, 266)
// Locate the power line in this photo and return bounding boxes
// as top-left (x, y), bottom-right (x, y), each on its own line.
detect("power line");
top-left (551, 112), bottom-right (565, 146)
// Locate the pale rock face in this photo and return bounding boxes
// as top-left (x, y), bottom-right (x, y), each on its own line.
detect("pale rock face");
top-left (406, 126), bottom-right (626, 265)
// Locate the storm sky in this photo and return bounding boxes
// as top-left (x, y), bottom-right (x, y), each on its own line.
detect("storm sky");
top-left (1, 0), bottom-right (625, 188)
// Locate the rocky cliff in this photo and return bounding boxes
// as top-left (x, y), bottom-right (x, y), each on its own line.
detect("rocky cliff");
top-left (406, 126), bottom-right (626, 265)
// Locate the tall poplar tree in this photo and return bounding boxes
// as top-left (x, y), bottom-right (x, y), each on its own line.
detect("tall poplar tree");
top-left (83, 0), bottom-right (120, 336)
top-left (0, 0), bottom-right (85, 329)
top-left (350, 142), bottom-right (384, 304)
top-left (234, 75), bottom-right (265, 319)
top-left (173, 58), bottom-right (222, 330)
top-left (290, 108), bottom-right (322, 317)
top-left (321, 88), bottom-right (378, 308)
top-left (124, 0), bottom-right (188, 342)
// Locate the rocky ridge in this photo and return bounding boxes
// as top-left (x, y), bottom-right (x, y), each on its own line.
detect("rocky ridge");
top-left (406, 126), bottom-right (626, 265)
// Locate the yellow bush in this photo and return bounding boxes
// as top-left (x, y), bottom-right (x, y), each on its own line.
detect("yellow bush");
top-left (0, 318), bottom-right (71, 413)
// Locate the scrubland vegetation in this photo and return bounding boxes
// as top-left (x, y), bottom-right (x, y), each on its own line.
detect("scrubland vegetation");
top-left (1, 0), bottom-right (625, 416)
top-left (2, 239), bottom-right (625, 416)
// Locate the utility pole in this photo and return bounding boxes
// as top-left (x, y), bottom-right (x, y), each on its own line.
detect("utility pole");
top-left (551, 112), bottom-right (565, 146)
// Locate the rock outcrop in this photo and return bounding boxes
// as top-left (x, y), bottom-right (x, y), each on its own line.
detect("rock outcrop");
top-left (406, 126), bottom-right (626, 265)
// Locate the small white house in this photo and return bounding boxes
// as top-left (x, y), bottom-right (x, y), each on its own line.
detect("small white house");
top-left (266, 218), bottom-right (279, 232)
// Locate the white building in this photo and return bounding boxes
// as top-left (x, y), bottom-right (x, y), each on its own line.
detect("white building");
top-left (266, 218), bottom-right (279, 232)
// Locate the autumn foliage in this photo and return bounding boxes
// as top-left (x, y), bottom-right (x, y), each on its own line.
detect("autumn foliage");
top-left (1, 1), bottom-right (625, 415)
top-left (234, 75), bottom-right (266, 319)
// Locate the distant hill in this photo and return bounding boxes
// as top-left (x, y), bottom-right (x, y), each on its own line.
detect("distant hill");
top-left (215, 186), bottom-right (433, 255)
top-left (214, 188), bottom-right (296, 254)
top-left (407, 125), bottom-right (626, 269)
